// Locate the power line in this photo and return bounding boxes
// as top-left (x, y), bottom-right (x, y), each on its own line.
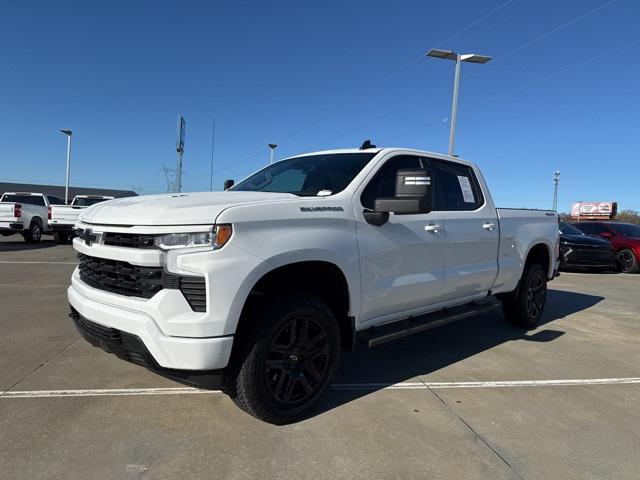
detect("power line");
top-left (489, 37), bottom-right (640, 100)
top-left (436, 0), bottom-right (515, 47)
top-left (211, 0), bottom-right (520, 176)
top-left (479, 0), bottom-right (618, 69)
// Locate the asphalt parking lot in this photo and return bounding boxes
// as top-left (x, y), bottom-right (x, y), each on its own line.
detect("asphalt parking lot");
top-left (1, 236), bottom-right (639, 480)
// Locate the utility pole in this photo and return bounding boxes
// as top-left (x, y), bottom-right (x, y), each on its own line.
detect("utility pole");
top-left (161, 164), bottom-right (177, 193)
top-left (209, 119), bottom-right (216, 191)
top-left (553, 171), bottom-right (560, 211)
top-left (268, 143), bottom-right (277, 164)
top-left (425, 49), bottom-right (491, 157)
top-left (175, 115), bottom-right (186, 193)
top-left (60, 129), bottom-right (73, 204)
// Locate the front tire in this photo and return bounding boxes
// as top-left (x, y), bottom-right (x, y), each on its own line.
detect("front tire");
top-left (228, 295), bottom-right (341, 425)
top-left (501, 263), bottom-right (547, 328)
top-left (22, 221), bottom-right (42, 243)
top-left (616, 249), bottom-right (638, 273)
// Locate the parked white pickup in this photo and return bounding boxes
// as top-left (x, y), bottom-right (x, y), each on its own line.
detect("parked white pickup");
top-left (67, 147), bottom-right (559, 423)
top-left (0, 192), bottom-right (64, 243)
top-left (50, 195), bottom-right (114, 242)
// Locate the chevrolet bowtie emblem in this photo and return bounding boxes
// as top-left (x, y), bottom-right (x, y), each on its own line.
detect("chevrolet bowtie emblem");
top-left (82, 228), bottom-right (98, 246)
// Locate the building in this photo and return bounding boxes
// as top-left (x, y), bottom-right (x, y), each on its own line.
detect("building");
top-left (0, 182), bottom-right (137, 202)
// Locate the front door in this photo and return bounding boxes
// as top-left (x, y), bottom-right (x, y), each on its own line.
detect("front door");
top-left (356, 154), bottom-right (447, 326)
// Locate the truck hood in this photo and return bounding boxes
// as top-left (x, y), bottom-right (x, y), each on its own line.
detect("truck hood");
top-left (79, 191), bottom-right (297, 226)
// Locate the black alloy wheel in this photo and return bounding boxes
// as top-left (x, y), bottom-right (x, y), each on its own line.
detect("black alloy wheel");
top-left (617, 249), bottom-right (638, 273)
top-left (526, 268), bottom-right (546, 319)
top-left (264, 316), bottom-right (330, 405)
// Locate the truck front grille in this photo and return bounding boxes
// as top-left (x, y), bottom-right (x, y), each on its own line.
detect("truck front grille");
top-left (78, 253), bottom-right (164, 298)
top-left (103, 232), bottom-right (156, 249)
top-left (77, 253), bottom-right (206, 311)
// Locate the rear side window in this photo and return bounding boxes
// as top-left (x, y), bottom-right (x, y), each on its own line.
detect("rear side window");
top-left (360, 155), bottom-right (423, 210)
top-left (0, 194), bottom-right (45, 206)
top-left (590, 224), bottom-right (611, 235)
top-left (432, 159), bottom-right (484, 211)
top-left (574, 223), bottom-right (592, 234)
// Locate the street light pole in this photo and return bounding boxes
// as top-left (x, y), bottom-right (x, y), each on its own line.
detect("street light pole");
top-left (60, 129), bottom-right (73, 204)
top-left (553, 171), bottom-right (561, 211)
top-left (449, 56), bottom-right (462, 157)
top-left (426, 49), bottom-right (491, 157)
top-left (268, 143), bottom-right (277, 164)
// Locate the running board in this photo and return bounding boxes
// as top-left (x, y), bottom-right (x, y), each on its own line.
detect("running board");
top-left (358, 301), bottom-right (500, 348)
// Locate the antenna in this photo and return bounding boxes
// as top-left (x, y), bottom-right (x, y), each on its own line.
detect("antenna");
top-left (359, 139), bottom-right (376, 150)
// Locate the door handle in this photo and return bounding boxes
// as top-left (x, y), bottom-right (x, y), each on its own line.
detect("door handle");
top-left (482, 223), bottom-right (496, 231)
top-left (424, 224), bottom-right (442, 232)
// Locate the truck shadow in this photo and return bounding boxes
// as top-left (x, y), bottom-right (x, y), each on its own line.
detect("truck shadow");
top-left (0, 239), bottom-right (58, 252)
top-left (312, 288), bottom-right (604, 420)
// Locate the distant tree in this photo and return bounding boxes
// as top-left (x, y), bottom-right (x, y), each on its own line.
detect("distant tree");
top-left (558, 212), bottom-right (572, 222)
top-left (616, 209), bottom-right (640, 225)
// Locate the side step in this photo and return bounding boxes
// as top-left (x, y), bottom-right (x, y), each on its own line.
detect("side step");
top-left (358, 301), bottom-right (500, 348)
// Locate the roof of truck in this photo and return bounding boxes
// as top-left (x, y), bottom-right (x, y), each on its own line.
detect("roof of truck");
top-left (285, 147), bottom-right (472, 165)
top-left (0, 183), bottom-right (136, 199)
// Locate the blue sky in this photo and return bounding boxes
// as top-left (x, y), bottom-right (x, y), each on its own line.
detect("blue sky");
top-left (1, 0), bottom-right (638, 211)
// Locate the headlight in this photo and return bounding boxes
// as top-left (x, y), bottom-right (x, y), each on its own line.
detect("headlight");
top-left (155, 225), bottom-right (232, 250)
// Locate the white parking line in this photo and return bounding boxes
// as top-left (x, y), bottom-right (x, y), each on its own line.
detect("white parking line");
top-left (2, 377), bottom-right (639, 398)
top-left (0, 261), bottom-right (77, 265)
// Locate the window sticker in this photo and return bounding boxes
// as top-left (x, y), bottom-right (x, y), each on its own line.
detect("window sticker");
top-left (457, 175), bottom-right (475, 203)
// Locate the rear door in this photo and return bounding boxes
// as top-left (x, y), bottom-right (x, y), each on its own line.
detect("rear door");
top-left (430, 159), bottom-right (499, 301)
top-left (355, 154), bottom-right (447, 325)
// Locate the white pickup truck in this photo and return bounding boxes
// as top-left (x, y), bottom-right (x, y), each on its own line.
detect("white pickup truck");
top-left (67, 146), bottom-right (559, 424)
top-left (0, 192), bottom-right (65, 243)
top-left (50, 195), bottom-right (114, 243)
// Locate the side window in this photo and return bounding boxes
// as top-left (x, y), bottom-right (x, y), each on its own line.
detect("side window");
top-left (360, 155), bottom-right (423, 210)
top-left (590, 224), bottom-right (609, 235)
top-left (575, 223), bottom-right (591, 234)
top-left (47, 196), bottom-right (64, 205)
top-left (432, 159), bottom-right (484, 211)
top-left (32, 196), bottom-right (46, 206)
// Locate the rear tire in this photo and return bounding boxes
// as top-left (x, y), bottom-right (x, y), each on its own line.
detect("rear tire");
top-left (501, 263), bottom-right (547, 328)
top-left (616, 249), bottom-right (638, 273)
top-left (227, 294), bottom-right (341, 425)
top-left (22, 221), bottom-right (42, 243)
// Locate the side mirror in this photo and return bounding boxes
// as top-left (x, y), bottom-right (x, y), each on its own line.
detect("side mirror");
top-left (223, 179), bottom-right (235, 190)
top-left (375, 169), bottom-right (432, 215)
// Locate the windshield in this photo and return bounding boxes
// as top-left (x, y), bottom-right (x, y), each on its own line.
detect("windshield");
top-left (613, 223), bottom-right (640, 238)
top-left (231, 152), bottom-right (377, 196)
top-left (73, 197), bottom-right (111, 207)
top-left (560, 221), bottom-right (585, 236)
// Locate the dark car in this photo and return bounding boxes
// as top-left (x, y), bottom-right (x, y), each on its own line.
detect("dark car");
top-left (558, 221), bottom-right (615, 272)
top-left (573, 221), bottom-right (640, 273)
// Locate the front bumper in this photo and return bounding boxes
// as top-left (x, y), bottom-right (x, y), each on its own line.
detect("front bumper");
top-left (560, 245), bottom-right (615, 268)
top-left (70, 308), bottom-right (225, 388)
top-left (68, 279), bottom-right (234, 371)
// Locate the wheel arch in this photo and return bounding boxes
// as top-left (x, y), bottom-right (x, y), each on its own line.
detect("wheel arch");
top-left (234, 260), bottom-right (355, 354)
top-left (524, 241), bottom-right (553, 278)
